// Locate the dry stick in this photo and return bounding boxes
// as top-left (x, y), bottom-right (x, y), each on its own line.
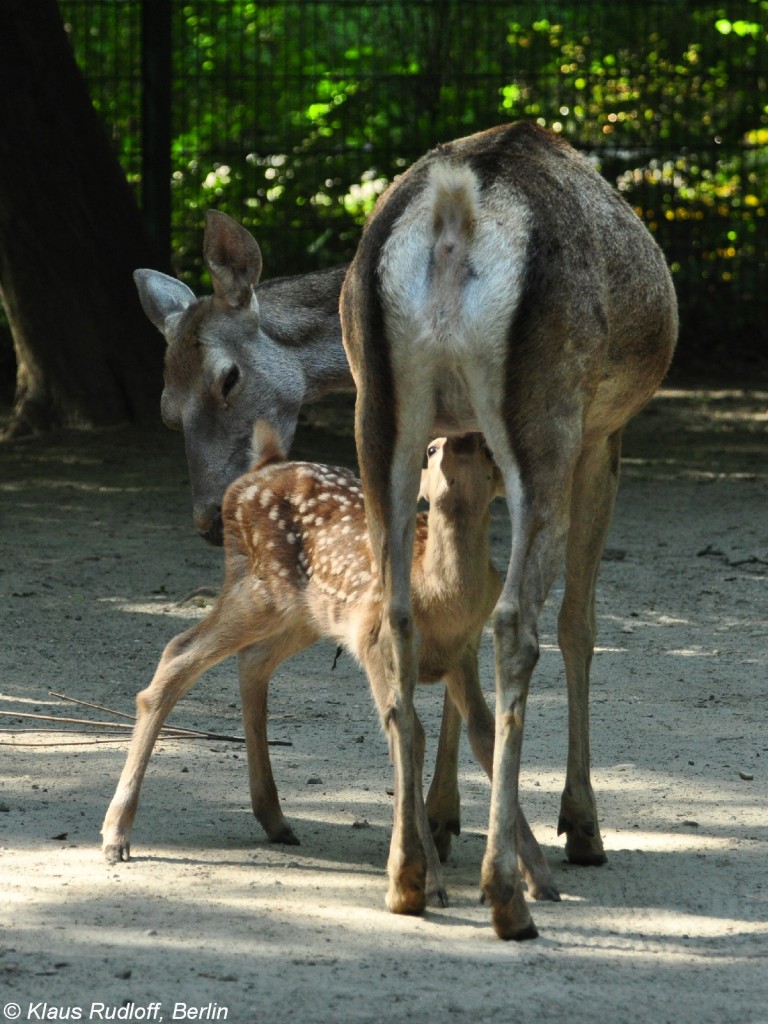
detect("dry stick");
top-left (0, 710), bottom-right (292, 746)
top-left (49, 690), bottom-right (135, 722)
top-left (1, 710), bottom-right (143, 731)
top-left (0, 733), bottom-right (139, 747)
top-left (50, 690), bottom-right (206, 735)
top-left (47, 690), bottom-right (292, 745)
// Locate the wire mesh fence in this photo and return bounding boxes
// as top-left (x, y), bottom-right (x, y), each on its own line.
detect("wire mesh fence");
top-left (59, 0), bottom-right (768, 370)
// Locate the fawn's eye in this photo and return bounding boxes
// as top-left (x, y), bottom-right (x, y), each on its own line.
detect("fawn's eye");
top-left (221, 365), bottom-right (240, 400)
top-left (427, 445), bottom-right (438, 458)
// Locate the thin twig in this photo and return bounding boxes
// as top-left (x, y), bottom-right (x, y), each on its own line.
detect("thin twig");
top-left (47, 690), bottom-right (268, 743)
top-left (0, 735), bottom-right (131, 747)
top-left (0, 710), bottom-right (291, 746)
top-left (0, 710), bottom-right (136, 730)
top-left (49, 690), bottom-right (135, 722)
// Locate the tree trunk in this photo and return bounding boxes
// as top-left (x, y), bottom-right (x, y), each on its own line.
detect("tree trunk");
top-left (0, 0), bottom-right (166, 437)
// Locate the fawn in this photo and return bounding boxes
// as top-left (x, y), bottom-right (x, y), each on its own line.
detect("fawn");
top-left (102, 427), bottom-right (557, 907)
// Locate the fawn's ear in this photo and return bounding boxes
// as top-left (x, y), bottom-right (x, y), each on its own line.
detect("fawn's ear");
top-left (250, 419), bottom-right (286, 471)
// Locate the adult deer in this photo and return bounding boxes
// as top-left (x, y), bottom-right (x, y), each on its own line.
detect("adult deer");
top-left (102, 429), bottom-right (558, 908)
top-left (340, 122), bottom-right (677, 939)
top-left (134, 211), bottom-right (351, 546)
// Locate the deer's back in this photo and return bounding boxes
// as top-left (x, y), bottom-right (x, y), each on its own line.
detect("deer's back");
top-left (351, 122), bottom-right (677, 441)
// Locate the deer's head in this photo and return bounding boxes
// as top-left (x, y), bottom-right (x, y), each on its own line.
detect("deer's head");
top-left (134, 213), bottom-right (305, 544)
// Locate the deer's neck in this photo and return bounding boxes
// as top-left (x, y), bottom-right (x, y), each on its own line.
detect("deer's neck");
top-left (257, 265), bottom-right (354, 399)
top-left (300, 335), bottom-right (355, 399)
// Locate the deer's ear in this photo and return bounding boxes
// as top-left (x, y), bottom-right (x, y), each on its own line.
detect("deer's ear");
top-left (133, 270), bottom-right (196, 333)
top-left (204, 210), bottom-right (263, 310)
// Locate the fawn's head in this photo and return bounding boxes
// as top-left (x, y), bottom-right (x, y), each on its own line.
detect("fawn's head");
top-left (419, 434), bottom-right (504, 514)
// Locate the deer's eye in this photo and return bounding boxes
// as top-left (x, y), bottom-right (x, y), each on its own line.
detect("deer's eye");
top-left (427, 444), bottom-right (438, 458)
top-left (221, 365), bottom-right (240, 400)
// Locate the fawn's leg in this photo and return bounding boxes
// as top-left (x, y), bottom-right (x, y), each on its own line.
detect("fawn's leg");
top-left (237, 627), bottom-right (316, 846)
top-left (425, 688), bottom-right (462, 861)
top-left (102, 602), bottom-right (243, 862)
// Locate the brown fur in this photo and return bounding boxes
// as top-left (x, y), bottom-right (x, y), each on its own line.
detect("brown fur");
top-left (340, 122), bottom-right (677, 938)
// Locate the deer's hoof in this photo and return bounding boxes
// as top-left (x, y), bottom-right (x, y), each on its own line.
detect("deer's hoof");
top-left (268, 825), bottom-right (301, 847)
top-left (103, 841), bottom-right (130, 864)
top-left (386, 865), bottom-right (427, 916)
top-left (558, 816), bottom-right (607, 866)
top-left (491, 901), bottom-right (539, 941)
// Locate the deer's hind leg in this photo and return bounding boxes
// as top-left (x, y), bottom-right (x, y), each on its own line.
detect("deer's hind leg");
top-left (443, 647), bottom-right (560, 901)
top-left (557, 431), bottom-right (622, 866)
top-left (471, 400), bottom-right (578, 940)
top-left (355, 375), bottom-right (436, 914)
top-left (364, 641), bottom-right (448, 911)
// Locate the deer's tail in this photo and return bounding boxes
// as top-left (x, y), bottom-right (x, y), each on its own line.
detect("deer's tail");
top-left (429, 162), bottom-right (479, 276)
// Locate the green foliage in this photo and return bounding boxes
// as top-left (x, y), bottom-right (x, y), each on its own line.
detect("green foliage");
top-left (60, 0), bottom-right (768, 368)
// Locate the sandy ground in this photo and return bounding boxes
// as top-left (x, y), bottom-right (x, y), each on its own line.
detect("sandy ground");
top-left (0, 387), bottom-right (766, 1024)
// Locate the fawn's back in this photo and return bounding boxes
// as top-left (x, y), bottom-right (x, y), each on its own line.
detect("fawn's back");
top-left (221, 443), bottom-right (499, 675)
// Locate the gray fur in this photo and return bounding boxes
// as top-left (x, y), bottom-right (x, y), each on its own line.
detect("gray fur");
top-left (134, 211), bottom-right (351, 543)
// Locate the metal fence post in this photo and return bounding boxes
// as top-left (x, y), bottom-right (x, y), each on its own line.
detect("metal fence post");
top-left (141, 0), bottom-right (172, 271)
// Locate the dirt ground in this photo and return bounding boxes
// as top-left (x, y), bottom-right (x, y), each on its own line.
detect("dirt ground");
top-left (1, 386), bottom-right (766, 1024)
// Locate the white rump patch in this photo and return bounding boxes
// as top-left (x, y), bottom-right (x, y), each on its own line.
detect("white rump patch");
top-left (379, 162), bottom-right (532, 426)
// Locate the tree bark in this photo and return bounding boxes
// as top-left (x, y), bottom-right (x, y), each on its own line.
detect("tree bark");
top-left (0, 0), bottom-right (166, 436)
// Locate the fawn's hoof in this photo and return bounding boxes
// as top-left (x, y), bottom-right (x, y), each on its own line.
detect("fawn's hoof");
top-left (529, 881), bottom-right (561, 902)
top-left (429, 816), bottom-right (461, 863)
top-left (427, 885), bottom-right (449, 909)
